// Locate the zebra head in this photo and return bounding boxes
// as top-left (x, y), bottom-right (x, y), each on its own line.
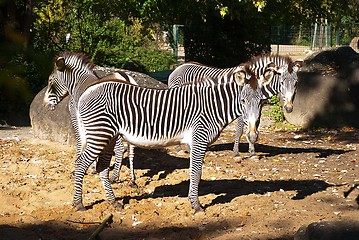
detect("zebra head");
top-left (278, 59), bottom-right (303, 113)
top-left (43, 57), bottom-right (69, 110)
top-left (239, 65), bottom-right (279, 145)
top-left (43, 52), bottom-right (97, 110)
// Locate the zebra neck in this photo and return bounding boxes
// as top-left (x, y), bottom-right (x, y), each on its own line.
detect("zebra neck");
top-left (69, 74), bottom-right (98, 100)
top-left (262, 85), bottom-right (277, 99)
top-left (262, 75), bottom-right (280, 99)
top-left (209, 83), bottom-right (241, 127)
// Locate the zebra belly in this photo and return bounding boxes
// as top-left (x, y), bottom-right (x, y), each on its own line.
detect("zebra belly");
top-left (120, 128), bottom-right (193, 149)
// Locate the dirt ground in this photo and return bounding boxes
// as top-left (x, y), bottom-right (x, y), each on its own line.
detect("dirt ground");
top-left (0, 119), bottom-right (358, 240)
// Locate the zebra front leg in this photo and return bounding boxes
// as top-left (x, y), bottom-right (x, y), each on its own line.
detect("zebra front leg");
top-left (188, 142), bottom-right (207, 213)
top-left (110, 137), bottom-right (125, 184)
top-left (97, 152), bottom-right (123, 209)
top-left (233, 117), bottom-right (244, 157)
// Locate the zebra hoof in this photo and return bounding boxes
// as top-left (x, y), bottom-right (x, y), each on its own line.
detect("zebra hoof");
top-left (234, 155), bottom-right (242, 163)
top-left (109, 176), bottom-right (119, 184)
top-left (193, 206), bottom-right (205, 215)
top-left (111, 201), bottom-right (123, 210)
top-left (129, 182), bottom-right (138, 188)
top-left (72, 202), bottom-right (86, 211)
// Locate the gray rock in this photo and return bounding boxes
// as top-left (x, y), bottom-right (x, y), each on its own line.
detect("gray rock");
top-left (30, 67), bottom-right (167, 145)
top-left (30, 87), bottom-right (75, 145)
top-left (284, 47), bottom-right (359, 128)
top-left (294, 220), bottom-right (359, 240)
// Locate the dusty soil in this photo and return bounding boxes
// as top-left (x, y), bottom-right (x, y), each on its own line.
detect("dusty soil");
top-left (0, 120), bottom-right (358, 240)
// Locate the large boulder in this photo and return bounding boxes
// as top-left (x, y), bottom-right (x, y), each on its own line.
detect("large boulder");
top-left (30, 87), bottom-right (75, 145)
top-left (29, 68), bottom-right (167, 145)
top-left (284, 47), bottom-right (359, 128)
top-left (294, 220), bottom-right (359, 240)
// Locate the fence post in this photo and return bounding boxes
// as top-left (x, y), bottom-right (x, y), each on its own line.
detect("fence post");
top-left (312, 21), bottom-right (318, 50)
top-left (336, 26), bottom-right (340, 46)
top-left (173, 24), bottom-right (184, 63)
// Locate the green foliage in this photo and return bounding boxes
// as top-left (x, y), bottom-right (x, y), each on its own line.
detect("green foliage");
top-left (0, 46), bottom-right (45, 125)
top-left (267, 95), bottom-right (284, 123)
top-left (32, 1), bottom-right (176, 72)
top-left (92, 18), bottom-right (176, 72)
top-left (1, 0), bottom-right (358, 125)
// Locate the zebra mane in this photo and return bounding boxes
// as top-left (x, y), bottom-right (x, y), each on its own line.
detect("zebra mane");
top-left (249, 54), bottom-right (293, 67)
top-left (85, 77), bottom-right (134, 89)
top-left (248, 73), bottom-right (258, 90)
top-left (55, 51), bottom-right (96, 72)
top-left (186, 61), bottom-right (243, 70)
top-left (247, 54), bottom-right (295, 75)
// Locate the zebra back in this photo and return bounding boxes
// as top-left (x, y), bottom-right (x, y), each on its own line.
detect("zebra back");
top-left (81, 82), bottom-right (236, 148)
top-left (168, 62), bottom-right (247, 88)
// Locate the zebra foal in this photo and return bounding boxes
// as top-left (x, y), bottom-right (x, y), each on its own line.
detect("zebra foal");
top-left (45, 56), bottom-right (279, 212)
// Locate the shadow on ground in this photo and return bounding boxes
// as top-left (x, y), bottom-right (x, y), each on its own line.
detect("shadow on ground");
top-left (148, 179), bottom-right (334, 209)
top-left (209, 142), bottom-right (350, 158)
top-left (0, 221), bottom-right (294, 240)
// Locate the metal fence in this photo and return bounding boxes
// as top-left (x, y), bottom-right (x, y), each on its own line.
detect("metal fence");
top-left (270, 22), bottom-right (358, 56)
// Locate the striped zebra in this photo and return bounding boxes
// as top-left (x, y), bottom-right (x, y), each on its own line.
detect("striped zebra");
top-left (232, 55), bottom-right (303, 154)
top-left (248, 55), bottom-right (303, 113)
top-left (43, 52), bottom-right (136, 185)
top-left (44, 56), bottom-right (279, 212)
top-left (168, 60), bottom-right (280, 157)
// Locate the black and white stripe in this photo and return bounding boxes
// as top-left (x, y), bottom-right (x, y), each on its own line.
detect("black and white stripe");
top-left (248, 54), bottom-right (303, 112)
top-left (43, 52), bottom-right (134, 185)
top-left (45, 55), bottom-right (257, 211)
top-left (168, 62), bottom-right (247, 88)
top-left (168, 60), bottom-right (280, 157)
top-left (231, 55), bottom-right (303, 154)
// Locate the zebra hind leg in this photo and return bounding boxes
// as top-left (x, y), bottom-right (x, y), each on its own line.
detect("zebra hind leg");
top-left (188, 142), bottom-right (207, 213)
top-left (127, 144), bottom-right (138, 188)
top-left (109, 137), bottom-right (125, 184)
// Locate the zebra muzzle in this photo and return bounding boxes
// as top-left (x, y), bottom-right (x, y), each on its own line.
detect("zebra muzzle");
top-left (284, 100), bottom-right (293, 113)
top-left (247, 123), bottom-right (258, 143)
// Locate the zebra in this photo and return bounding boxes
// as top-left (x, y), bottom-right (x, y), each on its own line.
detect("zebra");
top-left (167, 60), bottom-right (280, 158)
top-left (247, 54), bottom-right (303, 113)
top-left (44, 56), bottom-right (279, 212)
top-left (43, 52), bottom-right (136, 185)
top-left (232, 55), bottom-right (303, 154)
top-left (167, 55), bottom-right (302, 157)
top-left (114, 63), bottom-right (277, 187)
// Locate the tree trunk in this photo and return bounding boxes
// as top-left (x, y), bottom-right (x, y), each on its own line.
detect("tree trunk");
top-left (23, 0), bottom-right (33, 48)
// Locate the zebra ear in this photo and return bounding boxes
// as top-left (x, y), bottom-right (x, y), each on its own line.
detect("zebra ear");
top-left (234, 70), bottom-right (248, 86)
top-left (262, 66), bottom-right (280, 86)
top-left (293, 59), bottom-right (303, 72)
top-left (262, 70), bottom-right (274, 85)
top-left (260, 63), bottom-right (279, 86)
top-left (56, 57), bottom-right (66, 72)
